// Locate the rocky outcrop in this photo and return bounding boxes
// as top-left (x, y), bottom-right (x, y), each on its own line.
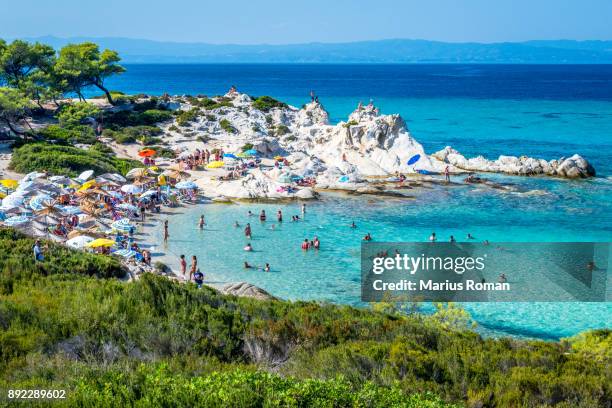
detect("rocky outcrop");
top-left (220, 282), bottom-right (275, 300)
top-left (432, 146), bottom-right (595, 178)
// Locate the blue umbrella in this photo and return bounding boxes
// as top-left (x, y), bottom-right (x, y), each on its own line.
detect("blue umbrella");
top-left (244, 149), bottom-right (258, 156)
top-left (223, 153), bottom-right (238, 159)
top-left (407, 154), bottom-right (421, 166)
top-left (112, 218), bottom-right (135, 232)
top-left (175, 180), bottom-right (197, 189)
top-left (3, 215), bottom-right (30, 226)
top-left (114, 248), bottom-right (137, 258)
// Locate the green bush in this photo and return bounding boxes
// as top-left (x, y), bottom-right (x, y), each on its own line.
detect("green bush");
top-left (252, 96), bottom-right (287, 112)
top-left (9, 142), bottom-right (140, 177)
top-left (176, 108), bottom-right (200, 127)
top-left (102, 126), bottom-right (163, 145)
top-left (275, 124), bottom-right (290, 136)
top-left (38, 124), bottom-right (97, 145)
top-left (104, 109), bottom-right (172, 128)
top-left (240, 143), bottom-right (253, 152)
top-left (220, 118), bottom-right (236, 133)
top-left (57, 102), bottom-right (101, 128)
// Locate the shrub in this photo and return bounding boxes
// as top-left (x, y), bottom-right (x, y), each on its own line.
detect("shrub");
top-left (219, 118), bottom-right (236, 134)
top-left (252, 96), bottom-right (287, 112)
top-left (57, 102), bottom-right (100, 128)
top-left (275, 124), bottom-right (290, 136)
top-left (104, 109), bottom-right (172, 128)
top-left (176, 108), bottom-right (200, 127)
top-left (342, 119), bottom-right (358, 128)
top-left (38, 125), bottom-right (97, 145)
top-left (240, 143), bottom-right (253, 152)
top-left (9, 142), bottom-right (140, 176)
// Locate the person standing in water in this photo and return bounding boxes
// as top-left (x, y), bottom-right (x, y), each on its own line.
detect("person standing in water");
top-left (198, 215), bottom-right (205, 229)
top-left (163, 220), bottom-right (169, 243)
top-left (429, 232), bottom-right (437, 242)
top-left (244, 223), bottom-right (252, 239)
top-left (350, 221), bottom-right (357, 228)
top-left (264, 263), bottom-right (270, 272)
top-left (301, 239), bottom-right (310, 250)
top-left (189, 255), bottom-right (198, 282)
top-left (301, 203), bottom-right (306, 214)
top-left (444, 166), bottom-right (450, 183)
top-left (179, 254), bottom-right (186, 276)
top-left (313, 236), bottom-right (320, 249)
top-left (259, 210), bottom-right (266, 221)
top-left (277, 209), bottom-right (283, 222)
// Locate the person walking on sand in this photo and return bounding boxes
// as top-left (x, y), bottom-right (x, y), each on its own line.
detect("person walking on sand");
top-left (180, 254), bottom-right (187, 276)
top-left (189, 255), bottom-right (198, 281)
top-left (244, 223), bottom-right (252, 239)
top-left (163, 220), bottom-right (169, 242)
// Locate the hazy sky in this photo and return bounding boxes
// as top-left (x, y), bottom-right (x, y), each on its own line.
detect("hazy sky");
top-left (2, 0), bottom-right (611, 44)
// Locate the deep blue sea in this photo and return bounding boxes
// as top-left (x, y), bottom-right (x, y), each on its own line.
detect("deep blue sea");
top-left (106, 64), bottom-right (612, 340)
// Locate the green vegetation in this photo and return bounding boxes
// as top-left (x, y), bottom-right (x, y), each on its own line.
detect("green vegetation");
top-left (343, 119), bottom-right (359, 128)
top-left (275, 124), bottom-right (290, 136)
top-left (104, 108), bottom-right (172, 129)
top-left (38, 124), bottom-right (97, 145)
top-left (220, 118), bottom-right (236, 133)
top-left (176, 108), bottom-right (200, 127)
top-left (241, 143), bottom-right (254, 152)
top-left (57, 102), bottom-right (101, 128)
top-left (252, 95), bottom-right (288, 112)
top-left (9, 142), bottom-right (140, 177)
top-left (0, 232), bottom-right (609, 407)
top-left (102, 125), bottom-right (163, 145)
top-left (0, 87), bottom-right (33, 136)
top-left (187, 96), bottom-right (234, 110)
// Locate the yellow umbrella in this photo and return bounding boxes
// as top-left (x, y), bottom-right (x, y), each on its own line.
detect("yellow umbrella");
top-left (0, 179), bottom-right (18, 189)
top-left (274, 155), bottom-right (284, 161)
top-left (85, 238), bottom-right (116, 248)
top-left (206, 161), bottom-right (225, 169)
top-left (78, 180), bottom-right (97, 191)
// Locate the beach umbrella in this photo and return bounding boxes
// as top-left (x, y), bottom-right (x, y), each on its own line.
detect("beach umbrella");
top-left (338, 175), bottom-right (350, 183)
top-left (277, 173), bottom-right (292, 184)
top-left (3, 215), bottom-right (30, 226)
top-left (162, 167), bottom-right (190, 180)
top-left (23, 171), bottom-right (46, 182)
top-left (1, 192), bottom-right (25, 210)
top-left (107, 191), bottom-right (124, 199)
top-left (111, 218), bottom-right (135, 232)
top-left (206, 161), bottom-right (225, 169)
top-left (175, 180), bottom-right (197, 189)
top-left (223, 153), bottom-right (238, 159)
top-left (138, 149), bottom-right (156, 158)
top-left (60, 205), bottom-right (83, 215)
top-left (274, 155), bottom-right (284, 161)
top-left (66, 235), bottom-right (94, 249)
top-left (76, 170), bottom-right (94, 182)
top-left (29, 194), bottom-right (53, 211)
top-left (407, 154), bottom-right (421, 166)
top-left (49, 175), bottom-right (73, 185)
top-left (116, 203), bottom-right (139, 212)
top-left (121, 184), bottom-right (142, 194)
top-left (177, 151), bottom-right (192, 159)
top-left (85, 238), bottom-right (116, 248)
top-left (98, 173), bottom-right (127, 184)
top-left (113, 248), bottom-right (137, 258)
top-left (244, 149), bottom-right (258, 156)
top-left (78, 180), bottom-right (98, 192)
top-left (0, 179), bottom-right (18, 189)
top-left (126, 168), bottom-right (150, 179)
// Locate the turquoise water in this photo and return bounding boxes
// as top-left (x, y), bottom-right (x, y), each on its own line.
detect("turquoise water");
top-left (106, 64), bottom-right (612, 340)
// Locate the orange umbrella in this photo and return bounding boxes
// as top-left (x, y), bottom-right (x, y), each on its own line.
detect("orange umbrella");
top-left (138, 149), bottom-right (156, 158)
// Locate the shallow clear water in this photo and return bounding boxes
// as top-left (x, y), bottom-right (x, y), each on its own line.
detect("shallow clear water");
top-left (103, 64), bottom-right (611, 340)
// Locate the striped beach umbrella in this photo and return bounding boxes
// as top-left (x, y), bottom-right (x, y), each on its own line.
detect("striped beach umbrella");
top-left (175, 180), bottom-right (198, 189)
top-left (114, 248), bottom-right (137, 258)
top-left (111, 218), bottom-right (135, 232)
top-left (3, 215), bottom-right (30, 226)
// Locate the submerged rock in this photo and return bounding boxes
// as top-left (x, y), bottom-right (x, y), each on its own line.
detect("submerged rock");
top-left (220, 282), bottom-right (275, 300)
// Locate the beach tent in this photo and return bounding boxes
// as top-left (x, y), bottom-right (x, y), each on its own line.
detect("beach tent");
top-left (175, 180), bottom-right (198, 189)
top-left (66, 235), bottom-right (94, 249)
top-left (206, 161), bottom-right (225, 169)
top-left (85, 238), bottom-right (116, 248)
top-left (121, 184), bottom-right (142, 194)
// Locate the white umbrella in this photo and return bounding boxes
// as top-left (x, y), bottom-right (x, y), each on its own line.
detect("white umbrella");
top-left (116, 203), bottom-right (139, 212)
top-left (29, 194), bottom-right (53, 211)
top-left (114, 248), bottom-right (137, 258)
top-left (121, 184), bottom-right (142, 194)
top-left (98, 173), bottom-right (127, 183)
top-left (49, 175), bottom-right (73, 185)
top-left (175, 180), bottom-right (197, 189)
top-left (22, 172), bottom-right (46, 182)
top-left (1, 193), bottom-right (25, 211)
top-left (76, 170), bottom-right (94, 182)
top-left (60, 205), bottom-right (83, 215)
top-left (111, 218), bottom-right (135, 232)
top-left (3, 215), bottom-right (30, 226)
top-left (66, 235), bottom-right (94, 249)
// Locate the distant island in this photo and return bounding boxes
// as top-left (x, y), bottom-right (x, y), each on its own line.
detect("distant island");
top-left (15, 36), bottom-right (612, 64)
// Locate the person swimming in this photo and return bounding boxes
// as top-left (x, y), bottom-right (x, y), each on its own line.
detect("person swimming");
top-left (467, 233), bottom-right (475, 239)
top-left (244, 223), bottom-right (252, 239)
top-left (234, 221), bottom-right (240, 227)
top-left (363, 233), bottom-right (372, 241)
top-left (450, 235), bottom-right (456, 243)
top-left (350, 221), bottom-right (357, 228)
top-left (264, 263), bottom-right (270, 272)
top-left (244, 261), bottom-right (252, 269)
top-left (248, 210), bottom-right (253, 216)
top-left (259, 210), bottom-right (266, 221)
top-left (429, 232), bottom-right (437, 242)
top-left (244, 243), bottom-right (253, 251)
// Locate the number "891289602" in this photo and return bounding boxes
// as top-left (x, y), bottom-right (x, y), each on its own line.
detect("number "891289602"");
top-left (7, 389), bottom-right (66, 399)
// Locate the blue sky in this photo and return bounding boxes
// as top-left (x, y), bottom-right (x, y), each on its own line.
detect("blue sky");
top-left (2, 0), bottom-right (611, 44)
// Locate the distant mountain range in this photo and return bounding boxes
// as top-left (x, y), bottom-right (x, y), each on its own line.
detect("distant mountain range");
top-left (15, 36), bottom-right (612, 63)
